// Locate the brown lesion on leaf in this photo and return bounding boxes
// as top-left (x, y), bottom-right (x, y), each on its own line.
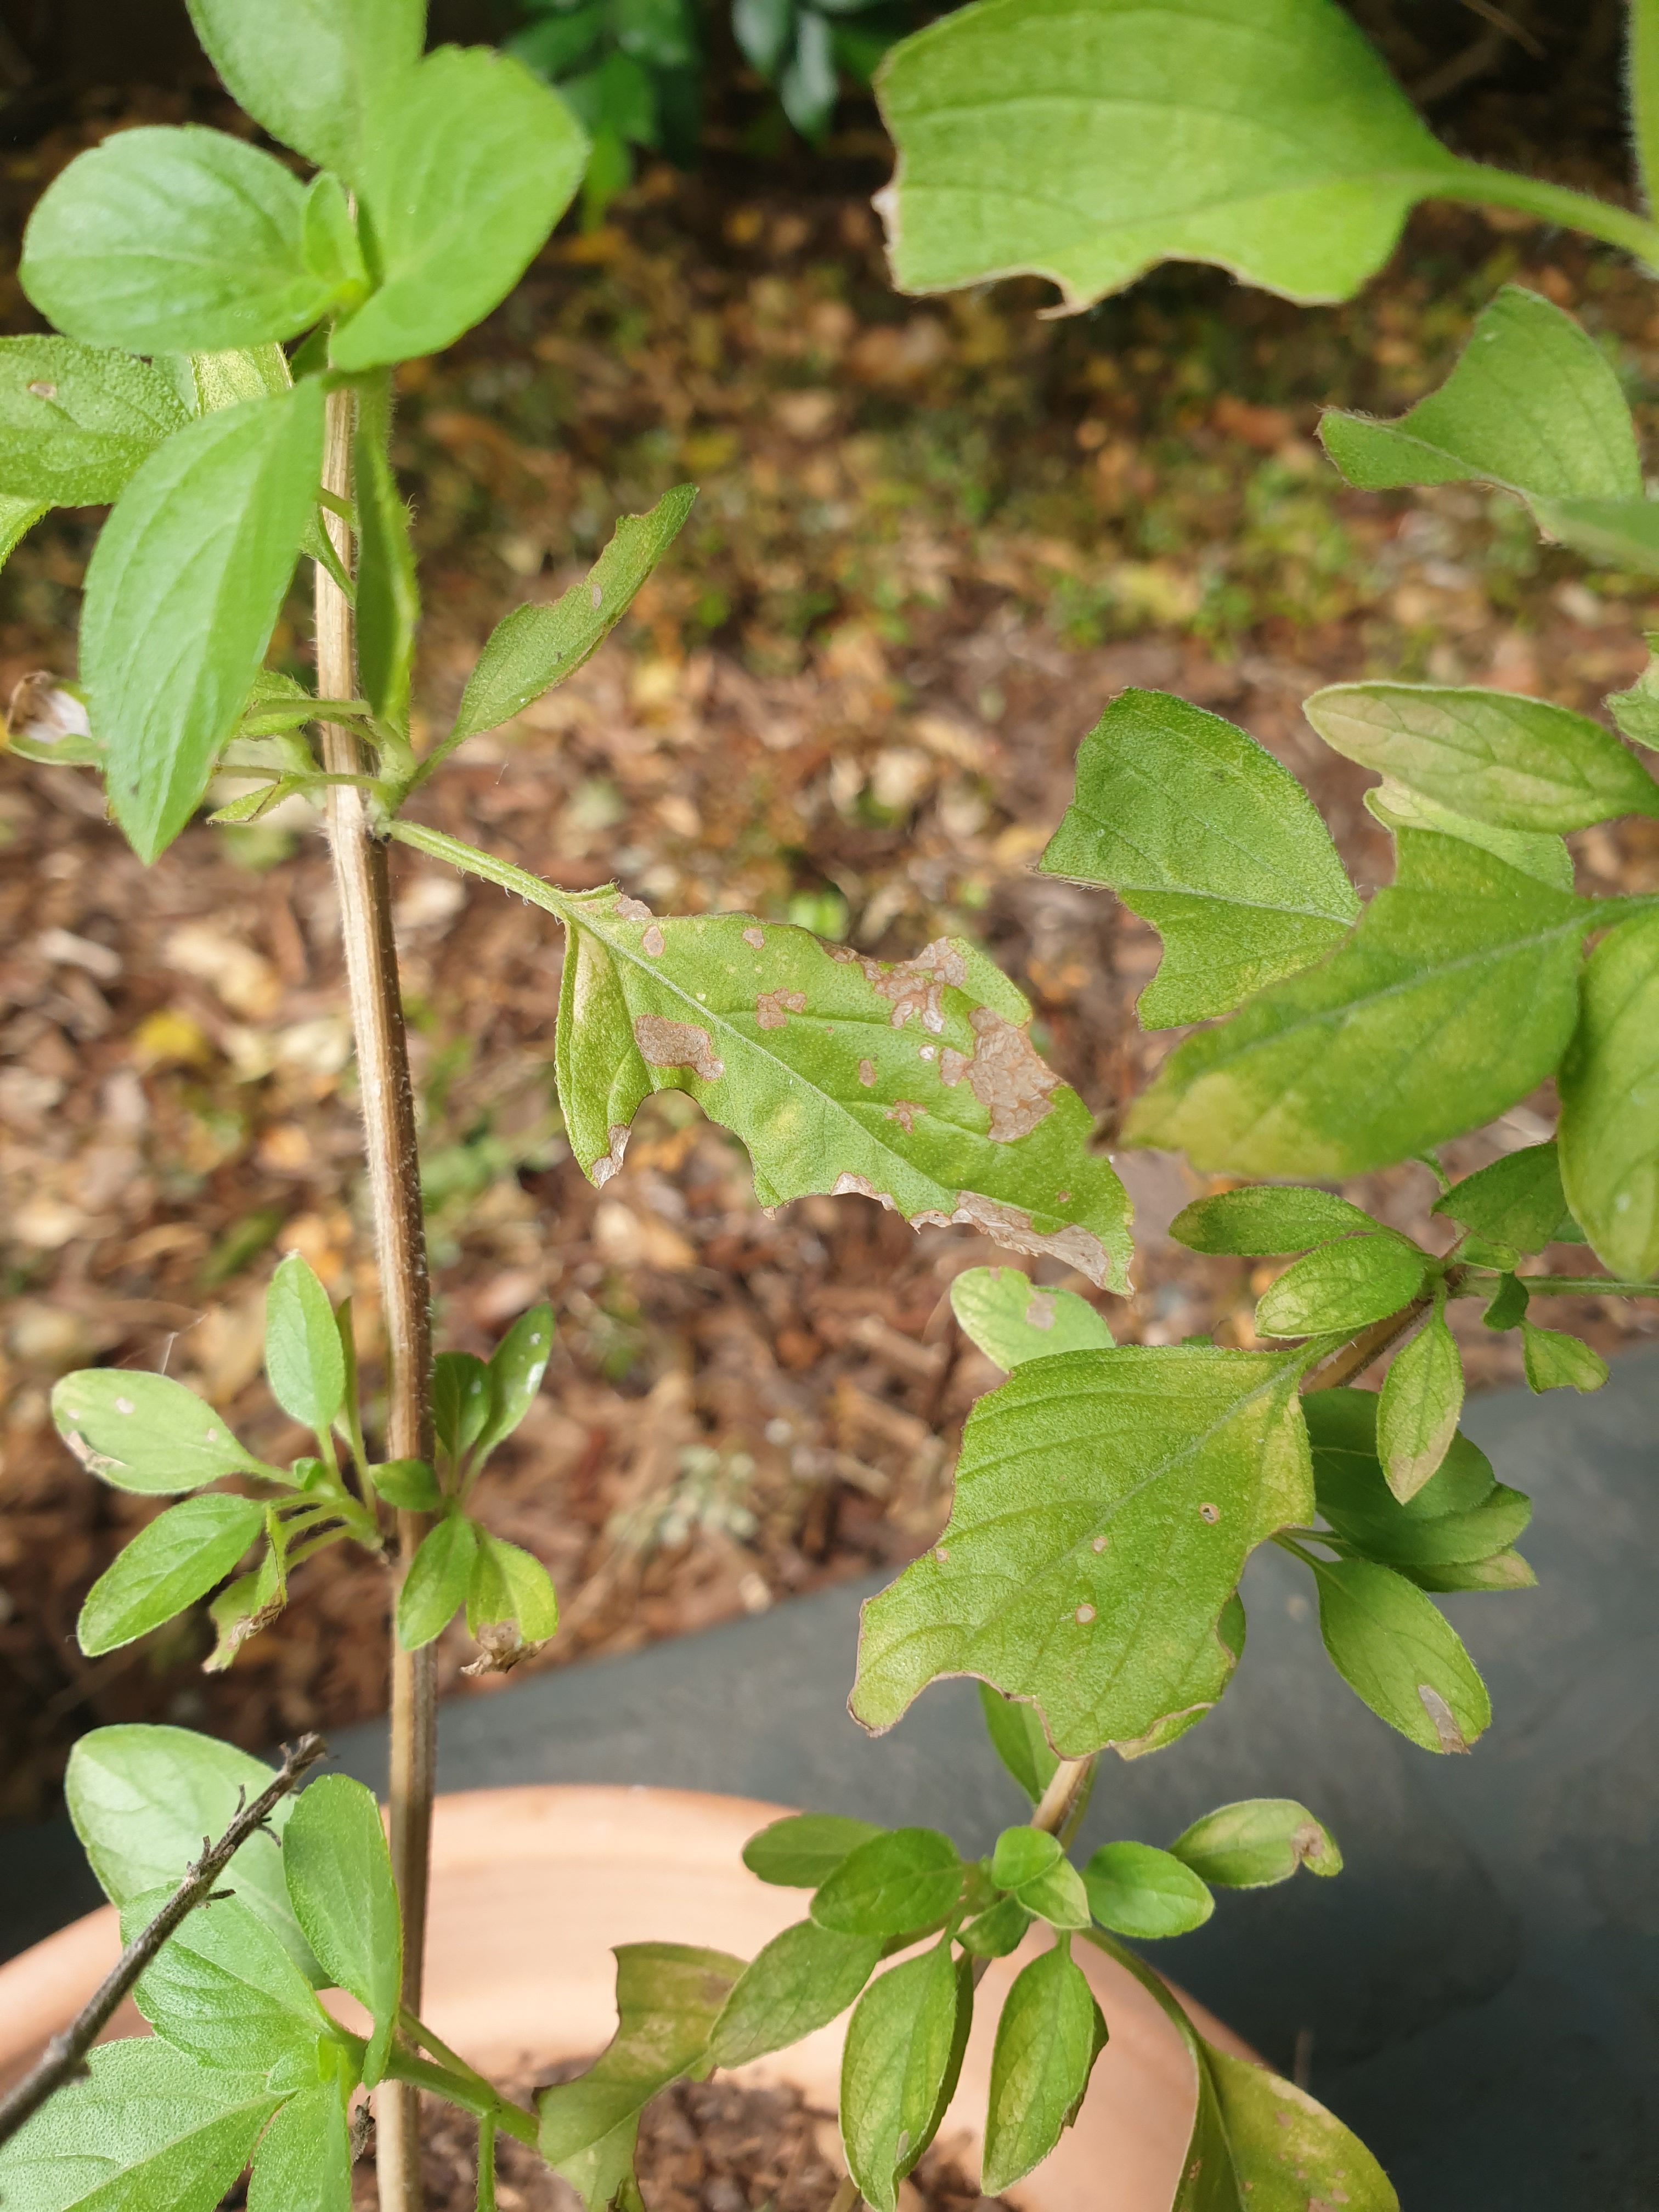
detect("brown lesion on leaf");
top-left (641, 923), bottom-right (665, 957)
top-left (1024, 1291), bottom-right (1057, 1330)
top-left (866, 935), bottom-right (967, 1033)
top-left (755, 988), bottom-right (806, 1030)
top-left (857, 1057), bottom-right (877, 1087)
top-left (1418, 1681), bottom-right (1470, 1753)
top-left (742, 926), bottom-right (765, 949)
top-left (938, 1006), bottom-right (1058, 1141)
top-left (461, 1620), bottom-right (548, 1677)
top-left (633, 1014), bottom-right (724, 1082)
top-left (885, 1099), bottom-right (922, 1133)
top-left (591, 1123), bottom-right (632, 1187)
top-left (948, 1192), bottom-right (1110, 1286)
top-left (613, 895), bottom-right (652, 921)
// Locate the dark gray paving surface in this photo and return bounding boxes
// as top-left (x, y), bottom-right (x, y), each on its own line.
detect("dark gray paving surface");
top-left (7, 1353), bottom-right (1658, 2205)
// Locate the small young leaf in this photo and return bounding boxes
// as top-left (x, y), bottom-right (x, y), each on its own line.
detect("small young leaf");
top-left (1520, 1319), bottom-right (1609, 1395)
top-left (811, 1827), bottom-right (963, 1938)
top-left (448, 487), bottom-right (698, 747)
top-left (474, 1302), bottom-right (555, 1462)
top-left (1166, 1799), bottom-right (1342, 1888)
top-left (1306, 1389), bottom-right (1530, 1571)
top-left (265, 1252), bottom-right (347, 1433)
top-left (1484, 1272), bottom-right (1531, 1332)
top-left (332, 47), bottom-right (588, 371)
top-left (981, 1944), bottom-right (1108, 2194)
top-left (1129, 828), bottom-right (1592, 1177)
top-left (353, 400), bottom-right (419, 729)
top-left (465, 1531), bottom-right (560, 1668)
top-left (82, 379), bottom-right (326, 862)
top-left (1558, 912), bottom-right (1659, 1281)
top-left (1376, 1299), bottom-right (1463, 1502)
top-left (185, 0), bottom-right (425, 184)
top-left (1404, 1547), bottom-right (1536, 1594)
top-left (123, 1886), bottom-right (331, 2072)
top-left (1254, 1233), bottom-right (1426, 1339)
top-left (989, 1826), bottom-right (1062, 1893)
top-left (1610, 638), bottom-right (1659, 750)
top-left (741, 1812), bottom-right (884, 1889)
top-left (21, 127), bottom-right (345, 354)
top-left (52, 1367), bottom-right (269, 1493)
top-left (433, 1350), bottom-right (493, 1462)
top-left (1170, 1184), bottom-right (1378, 1255)
top-left (396, 1514), bottom-right (479, 1650)
top-left (369, 1457), bottom-right (443, 1511)
top-left (977, 1684), bottom-right (1060, 1804)
top-left (950, 1267), bottom-right (1111, 1371)
top-left (854, 1346), bottom-right (1308, 1758)
top-left (1363, 774), bottom-right (1574, 892)
top-left (1204, 2042), bottom-right (1397, 2211)
top-left (1011, 1857), bottom-right (1090, 1932)
top-left (958, 1894), bottom-right (1032, 1959)
top-left (874, 0), bottom-right (1456, 309)
top-left (707, 1919), bottom-right (883, 2068)
top-left (283, 1774), bottom-right (402, 2086)
top-left (0, 490), bottom-right (46, 575)
top-left (1432, 1141), bottom-right (1575, 1255)
top-left (840, 1943), bottom-right (967, 2212)
top-left (0, 2039), bottom-right (278, 2212)
top-left (1039, 689), bottom-right (1357, 1025)
top-left (246, 2083), bottom-right (353, 2212)
top-left (1310, 1556), bottom-right (1492, 1753)
top-left (1303, 682), bottom-right (1657, 832)
top-left (0, 337), bottom-right (189, 507)
top-left (1082, 1842), bottom-right (1214, 1938)
top-left (77, 1492), bottom-right (266, 1657)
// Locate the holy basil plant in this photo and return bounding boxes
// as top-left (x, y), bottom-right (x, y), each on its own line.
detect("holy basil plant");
top-left (5, 1), bottom-right (1658, 2209)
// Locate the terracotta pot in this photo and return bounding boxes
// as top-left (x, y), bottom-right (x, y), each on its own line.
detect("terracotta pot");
top-left (0, 1785), bottom-right (1251, 2208)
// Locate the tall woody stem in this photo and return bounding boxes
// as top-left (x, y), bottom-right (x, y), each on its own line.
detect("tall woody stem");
top-left (315, 381), bottom-right (436, 2212)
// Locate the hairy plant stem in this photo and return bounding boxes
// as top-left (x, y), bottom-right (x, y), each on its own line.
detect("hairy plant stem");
top-left (1031, 1756), bottom-right (1096, 1846)
top-left (1299, 1299), bottom-right (1431, 1396)
top-left (317, 381), bottom-right (435, 2212)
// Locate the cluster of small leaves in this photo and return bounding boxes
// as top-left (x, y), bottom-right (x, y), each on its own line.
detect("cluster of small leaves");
top-left (0, 1729), bottom-right (403, 2210)
top-left (541, 1731), bottom-right (1357, 2211)
top-left (508, 0), bottom-right (700, 227)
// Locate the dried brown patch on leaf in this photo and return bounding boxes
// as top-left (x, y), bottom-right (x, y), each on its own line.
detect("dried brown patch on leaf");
top-left (866, 935), bottom-right (968, 1033)
top-left (591, 1124), bottom-right (632, 1187)
top-left (1418, 1681), bottom-right (1470, 1753)
top-left (885, 1099), bottom-right (922, 1133)
top-left (1024, 1291), bottom-right (1057, 1330)
top-left (755, 988), bottom-right (806, 1030)
top-left (857, 1057), bottom-right (877, 1087)
top-left (939, 1006), bottom-right (1058, 1141)
top-left (633, 1014), bottom-right (725, 1082)
top-left (460, 1620), bottom-right (546, 1677)
top-left (742, 926), bottom-right (765, 949)
top-left (641, 923), bottom-right (665, 956)
top-left (613, 895), bottom-right (653, 921)
top-left (948, 1192), bottom-right (1113, 1286)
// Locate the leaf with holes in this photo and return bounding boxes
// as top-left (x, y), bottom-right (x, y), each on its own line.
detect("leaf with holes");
top-left (852, 1346), bottom-right (1310, 1757)
top-left (1559, 913), bottom-right (1659, 1281)
top-left (1039, 689), bottom-right (1357, 1025)
top-left (949, 1267), bottom-right (1111, 1372)
top-left (395, 825), bottom-right (1132, 1290)
top-left (1128, 828), bottom-right (1592, 1177)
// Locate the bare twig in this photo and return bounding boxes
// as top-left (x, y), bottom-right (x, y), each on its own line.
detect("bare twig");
top-left (1030, 1756), bottom-right (1095, 1846)
top-left (1299, 1299), bottom-right (1431, 1397)
top-left (826, 2176), bottom-right (861, 2212)
top-left (0, 1733), bottom-right (326, 2149)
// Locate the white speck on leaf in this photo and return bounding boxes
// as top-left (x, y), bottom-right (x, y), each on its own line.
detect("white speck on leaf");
top-left (115, 1397), bottom-right (134, 1415)
top-left (590, 581), bottom-right (603, 609)
top-left (27, 381), bottom-right (55, 399)
top-left (1075, 1604), bottom-right (1096, 1625)
top-left (1024, 1293), bottom-right (1056, 1330)
top-left (918, 1044), bottom-right (936, 1060)
top-left (1092, 1533), bottom-right (1108, 1553)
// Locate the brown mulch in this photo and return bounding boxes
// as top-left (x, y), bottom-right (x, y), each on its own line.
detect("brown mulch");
top-left (3, 83), bottom-right (1659, 1818)
top-left (358, 2078), bottom-right (1011, 2212)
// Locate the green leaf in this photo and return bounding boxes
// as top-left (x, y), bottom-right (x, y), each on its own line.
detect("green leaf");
top-left (1323, 285), bottom-right (1639, 499)
top-left (1039, 689), bottom-right (1357, 1025)
top-left (246, 2084), bottom-right (353, 2212)
top-left (83, 380), bottom-right (326, 862)
top-left (810, 1827), bottom-right (963, 1938)
top-left (958, 1894), bottom-right (1032, 1959)
top-left (1404, 1547), bottom-right (1536, 1594)
top-left (1169, 1184), bottom-right (1377, 1256)
top-left (1310, 1555), bottom-right (1491, 1753)
top-left (707, 1919), bottom-right (883, 2068)
top-left (21, 127), bottom-right (345, 354)
top-left (781, 9), bottom-right (838, 138)
top-left (397, 1514), bottom-right (478, 1649)
top-left (873, 0), bottom-right (1456, 311)
top-left (977, 1684), bottom-right (1060, 1805)
top-left (1303, 682), bottom-right (1658, 832)
top-left (0, 337), bottom-right (189, 507)
top-left (1432, 1141), bottom-right (1575, 1255)
top-left (52, 1368), bottom-right (270, 1494)
top-left (1559, 912), bottom-right (1659, 1280)
top-left (538, 1944), bottom-right (744, 2211)
top-left (122, 1886), bottom-right (330, 2072)
top-left (1082, 1842), bottom-right (1214, 1938)
top-left (1167, 1798), bottom-right (1342, 1888)
top-left (0, 491), bottom-right (46, 575)
top-left (66, 1724), bottom-right (323, 1980)
top-left (185, 0), bottom-right (425, 184)
top-left (1128, 828), bottom-right (1592, 1177)
top-left (853, 1346), bottom-right (1309, 1757)
top-left (474, 1302), bottom-right (555, 1461)
top-left (465, 1531), bottom-right (560, 1664)
top-left (265, 1252), bottom-right (347, 1434)
top-left (332, 47), bottom-right (588, 373)
top-left (170, 342), bottom-right (295, 415)
top-left (369, 1457), bottom-right (442, 1511)
top-left (447, 486), bottom-right (697, 747)
top-left (1306, 1389), bottom-right (1530, 1570)
top-left (989, 1826), bottom-right (1060, 1892)
top-left (283, 1774), bottom-right (402, 2086)
top-left (1363, 775), bottom-right (1574, 893)
top-left (353, 407), bottom-right (418, 729)
top-left (433, 1350), bottom-right (493, 1462)
top-left (839, 1943), bottom-right (968, 2212)
top-left (1376, 1299), bottom-right (1463, 1502)
top-left (207, 1536), bottom-right (288, 1672)
top-left (1520, 1319), bottom-right (1609, 1395)
top-left (997, 1836), bottom-right (1090, 1931)
top-left (1609, 638), bottom-right (1659, 751)
top-left (950, 1266), bottom-right (1111, 1371)
top-left (1200, 2042), bottom-right (1398, 2211)
top-left (397, 825), bottom-right (1133, 1291)
top-left (0, 2039), bottom-right (278, 2212)
top-left (1254, 1233), bottom-right (1426, 1339)
top-left (734, 0), bottom-right (794, 75)
top-left (981, 1944), bottom-right (1107, 2194)
top-left (742, 1813), bottom-right (884, 1889)
top-left (77, 1492), bottom-right (265, 1657)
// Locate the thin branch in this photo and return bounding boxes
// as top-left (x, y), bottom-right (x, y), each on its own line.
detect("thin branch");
top-left (1298, 1298), bottom-right (1431, 1396)
top-left (826, 2177), bottom-right (861, 2212)
top-left (0, 1733), bottom-right (326, 2149)
top-left (1030, 1757), bottom-right (1096, 1845)
top-left (1519, 1274), bottom-right (1659, 1299)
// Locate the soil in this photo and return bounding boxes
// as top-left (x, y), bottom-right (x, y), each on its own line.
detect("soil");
top-left (4, 78), bottom-right (1659, 1816)
top-left (353, 2077), bottom-right (1012, 2212)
